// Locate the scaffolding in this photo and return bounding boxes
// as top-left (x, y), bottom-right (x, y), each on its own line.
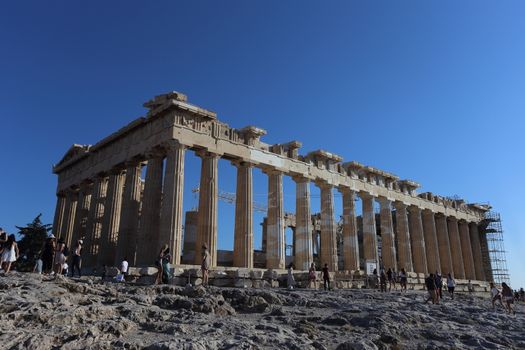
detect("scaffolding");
top-left (482, 211), bottom-right (510, 285)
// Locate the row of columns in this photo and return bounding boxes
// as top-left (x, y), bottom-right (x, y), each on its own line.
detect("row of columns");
top-left (53, 143), bottom-right (486, 281)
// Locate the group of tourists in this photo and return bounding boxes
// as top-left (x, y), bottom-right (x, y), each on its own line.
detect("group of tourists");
top-left (490, 282), bottom-right (519, 314)
top-left (375, 267), bottom-right (409, 292)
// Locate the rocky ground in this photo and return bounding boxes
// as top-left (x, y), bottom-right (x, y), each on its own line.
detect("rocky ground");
top-left (0, 272), bottom-right (523, 350)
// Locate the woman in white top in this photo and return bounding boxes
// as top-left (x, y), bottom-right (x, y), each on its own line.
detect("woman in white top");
top-left (287, 263), bottom-right (296, 290)
top-left (490, 282), bottom-right (504, 310)
top-left (1, 234), bottom-right (19, 273)
top-left (446, 273), bottom-right (456, 300)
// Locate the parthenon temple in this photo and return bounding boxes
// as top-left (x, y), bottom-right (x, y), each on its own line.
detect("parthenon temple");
top-left (52, 91), bottom-right (494, 285)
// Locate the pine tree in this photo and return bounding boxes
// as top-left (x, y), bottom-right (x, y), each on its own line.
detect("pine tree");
top-left (16, 214), bottom-right (52, 271)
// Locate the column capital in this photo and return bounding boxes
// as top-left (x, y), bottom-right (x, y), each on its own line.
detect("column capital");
top-left (91, 172), bottom-right (108, 181)
top-left (161, 139), bottom-right (188, 152)
top-left (407, 205), bottom-right (422, 214)
top-left (108, 165), bottom-right (125, 176)
top-left (337, 185), bottom-right (355, 194)
top-left (393, 201), bottom-right (408, 210)
top-left (314, 179), bottom-right (332, 189)
top-left (358, 191), bottom-right (375, 200)
top-left (231, 159), bottom-right (253, 168)
top-left (261, 166), bottom-right (282, 176)
top-left (145, 147), bottom-right (165, 159)
top-left (291, 174), bottom-right (310, 183)
top-left (377, 196), bottom-right (392, 206)
top-left (422, 208), bottom-right (435, 216)
top-left (124, 156), bottom-right (144, 168)
top-left (447, 215), bottom-right (458, 223)
top-left (195, 149), bottom-right (221, 159)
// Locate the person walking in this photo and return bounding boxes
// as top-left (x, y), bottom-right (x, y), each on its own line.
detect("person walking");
top-left (501, 282), bottom-right (515, 314)
top-left (70, 239), bottom-right (83, 278)
top-left (0, 234), bottom-right (19, 273)
top-left (387, 268), bottom-right (396, 291)
top-left (399, 268), bottom-right (407, 292)
top-left (287, 263), bottom-right (296, 290)
top-left (434, 272), bottom-right (443, 302)
top-left (424, 273), bottom-right (437, 304)
top-left (322, 263), bottom-right (331, 291)
top-left (380, 269), bottom-right (387, 292)
top-left (201, 243), bottom-right (211, 287)
top-left (155, 244), bottom-right (169, 285)
top-left (308, 262), bottom-right (317, 289)
top-left (490, 282), bottom-right (504, 310)
top-left (120, 257), bottom-right (129, 277)
top-left (42, 235), bottom-right (56, 274)
top-left (446, 273), bottom-right (456, 300)
top-left (54, 239), bottom-right (66, 276)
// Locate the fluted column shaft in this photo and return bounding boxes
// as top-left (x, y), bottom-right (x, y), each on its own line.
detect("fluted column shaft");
top-left (233, 161), bottom-right (254, 268)
top-left (84, 175), bottom-right (108, 267)
top-left (159, 142), bottom-right (186, 265)
top-left (360, 192), bottom-right (379, 269)
top-left (319, 183), bottom-right (338, 271)
top-left (62, 190), bottom-right (78, 247)
top-left (52, 193), bottom-right (66, 238)
top-left (294, 178), bottom-right (313, 270)
top-left (459, 220), bottom-right (476, 280)
top-left (422, 209), bottom-right (441, 274)
top-left (435, 214), bottom-right (453, 275)
top-left (136, 154), bottom-right (164, 266)
top-left (379, 197), bottom-right (396, 271)
top-left (71, 183), bottom-right (92, 247)
top-left (98, 169), bottom-right (125, 266)
top-left (394, 202), bottom-right (413, 272)
top-left (194, 151), bottom-right (219, 268)
top-left (479, 230), bottom-right (493, 282)
top-left (265, 170), bottom-right (285, 269)
top-left (341, 188), bottom-right (359, 271)
top-left (408, 206), bottom-right (427, 274)
top-left (116, 161), bottom-right (142, 265)
top-left (447, 217), bottom-right (465, 279)
top-left (469, 222), bottom-right (485, 281)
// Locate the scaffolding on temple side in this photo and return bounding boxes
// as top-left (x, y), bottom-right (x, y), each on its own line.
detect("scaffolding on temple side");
top-left (481, 211), bottom-right (510, 285)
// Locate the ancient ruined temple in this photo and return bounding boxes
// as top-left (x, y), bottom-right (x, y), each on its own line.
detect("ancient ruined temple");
top-left (52, 91), bottom-right (492, 283)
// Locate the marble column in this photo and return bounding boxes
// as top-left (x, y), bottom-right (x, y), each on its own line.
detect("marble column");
top-left (265, 169), bottom-right (285, 269)
top-left (52, 192), bottom-right (66, 238)
top-left (422, 209), bottom-right (441, 274)
top-left (194, 151), bottom-right (219, 268)
top-left (232, 160), bottom-right (254, 268)
top-left (159, 141), bottom-right (186, 265)
top-left (98, 168), bottom-right (125, 266)
top-left (394, 201), bottom-right (413, 272)
top-left (136, 152), bottom-right (164, 266)
top-left (319, 182), bottom-right (338, 271)
top-left (447, 216), bottom-right (465, 279)
top-left (407, 205), bottom-right (427, 274)
top-left (62, 189), bottom-right (79, 247)
top-left (435, 213), bottom-right (453, 276)
top-left (71, 182), bottom-right (92, 247)
top-left (294, 177), bottom-right (313, 271)
top-left (469, 222), bottom-right (485, 281)
top-left (84, 174), bottom-right (108, 267)
top-left (115, 160), bottom-right (142, 266)
top-left (478, 230), bottom-right (493, 282)
top-left (459, 220), bottom-right (476, 280)
top-left (379, 197), bottom-right (397, 271)
top-left (340, 188), bottom-right (359, 271)
top-left (360, 192), bottom-right (379, 270)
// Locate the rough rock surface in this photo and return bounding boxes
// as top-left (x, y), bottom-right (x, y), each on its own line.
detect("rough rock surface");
top-left (0, 272), bottom-right (523, 349)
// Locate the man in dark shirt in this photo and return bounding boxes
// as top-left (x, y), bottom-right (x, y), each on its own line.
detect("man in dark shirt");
top-left (322, 264), bottom-right (331, 291)
top-left (425, 273), bottom-right (437, 304)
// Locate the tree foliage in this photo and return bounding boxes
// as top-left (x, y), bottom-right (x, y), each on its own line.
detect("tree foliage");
top-left (16, 214), bottom-right (52, 271)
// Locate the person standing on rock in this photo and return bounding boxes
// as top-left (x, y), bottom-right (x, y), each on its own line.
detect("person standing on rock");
top-left (380, 270), bottom-right (387, 292)
top-left (434, 272), bottom-right (443, 302)
top-left (120, 257), bottom-right (129, 277)
top-left (53, 239), bottom-right (66, 277)
top-left (70, 239), bottom-right (83, 278)
top-left (155, 244), bottom-right (169, 285)
top-left (287, 263), bottom-right (295, 290)
top-left (322, 263), bottom-right (331, 291)
top-left (201, 243), bottom-right (211, 287)
top-left (308, 262), bottom-right (317, 289)
top-left (446, 273), bottom-right (456, 300)
top-left (387, 268), bottom-right (396, 291)
top-left (424, 273), bottom-right (437, 304)
top-left (501, 282), bottom-right (515, 314)
top-left (489, 282), bottom-right (504, 310)
top-left (0, 234), bottom-right (19, 273)
top-left (42, 235), bottom-right (56, 274)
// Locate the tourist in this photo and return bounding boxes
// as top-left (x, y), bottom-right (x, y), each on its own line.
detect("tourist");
top-left (155, 244), bottom-right (169, 285)
top-left (33, 257), bottom-right (43, 274)
top-left (424, 273), bottom-right (437, 304)
top-left (501, 282), bottom-right (515, 314)
top-left (434, 272), bottom-right (443, 301)
top-left (308, 262), bottom-right (317, 289)
top-left (287, 263), bottom-right (295, 290)
top-left (201, 243), bottom-right (211, 287)
top-left (161, 248), bottom-right (172, 284)
top-left (70, 239), bottom-right (83, 278)
top-left (62, 262), bottom-right (69, 276)
top-left (322, 263), bottom-right (331, 291)
top-left (54, 239), bottom-right (66, 276)
top-left (399, 268), bottom-right (407, 292)
top-left (467, 280), bottom-right (473, 294)
top-left (42, 235), bottom-right (56, 274)
top-left (519, 288), bottom-right (524, 302)
top-left (446, 273), bottom-right (455, 300)
top-left (0, 234), bottom-right (19, 273)
top-left (380, 270), bottom-right (387, 292)
top-left (489, 282), bottom-right (504, 310)
top-left (120, 256), bottom-right (129, 277)
top-left (387, 268), bottom-right (396, 291)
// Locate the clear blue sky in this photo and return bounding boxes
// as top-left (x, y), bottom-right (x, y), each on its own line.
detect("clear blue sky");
top-left (1, 1), bottom-right (523, 288)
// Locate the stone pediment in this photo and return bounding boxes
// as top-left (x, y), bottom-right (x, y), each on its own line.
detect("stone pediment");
top-left (54, 144), bottom-right (90, 170)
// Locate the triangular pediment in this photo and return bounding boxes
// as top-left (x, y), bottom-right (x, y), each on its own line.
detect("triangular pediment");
top-left (55, 144), bottom-right (90, 168)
